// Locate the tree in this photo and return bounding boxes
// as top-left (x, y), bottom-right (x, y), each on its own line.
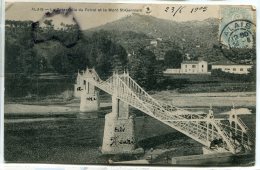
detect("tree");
top-left (84, 31), bottom-right (128, 79)
top-left (51, 49), bottom-right (76, 74)
top-left (164, 49), bottom-right (183, 68)
top-left (128, 48), bottom-right (158, 90)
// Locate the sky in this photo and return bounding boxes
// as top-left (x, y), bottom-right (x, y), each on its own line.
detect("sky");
top-left (5, 2), bottom-right (221, 30)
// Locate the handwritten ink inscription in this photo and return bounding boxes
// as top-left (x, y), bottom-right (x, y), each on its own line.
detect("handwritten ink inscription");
top-left (77, 87), bottom-right (82, 91)
top-left (114, 125), bottom-right (125, 132)
top-left (190, 6), bottom-right (207, 13)
top-left (164, 6), bottom-right (185, 17)
top-left (165, 6), bottom-right (207, 17)
top-left (110, 137), bottom-right (135, 146)
top-left (86, 97), bottom-right (96, 101)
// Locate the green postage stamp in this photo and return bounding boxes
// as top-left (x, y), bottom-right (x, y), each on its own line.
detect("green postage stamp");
top-left (219, 6), bottom-right (256, 49)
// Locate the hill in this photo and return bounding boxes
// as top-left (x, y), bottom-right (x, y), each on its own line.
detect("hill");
top-left (84, 14), bottom-right (227, 62)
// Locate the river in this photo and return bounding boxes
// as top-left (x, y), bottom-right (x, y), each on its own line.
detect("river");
top-left (4, 109), bottom-right (255, 165)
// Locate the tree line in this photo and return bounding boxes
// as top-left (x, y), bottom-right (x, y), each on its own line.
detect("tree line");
top-left (5, 20), bottom-right (176, 97)
top-left (5, 20), bottom-right (255, 98)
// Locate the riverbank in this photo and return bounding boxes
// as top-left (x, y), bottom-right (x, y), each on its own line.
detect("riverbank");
top-left (4, 91), bottom-right (256, 114)
top-left (4, 103), bottom-right (113, 114)
top-left (152, 91), bottom-right (255, 107)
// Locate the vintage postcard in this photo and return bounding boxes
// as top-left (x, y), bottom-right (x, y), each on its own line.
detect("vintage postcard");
top-left (4, 2), bottom-right (256, 166)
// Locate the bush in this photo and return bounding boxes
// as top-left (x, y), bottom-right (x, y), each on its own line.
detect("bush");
top-left (211, 68), bottom-right (255, 82)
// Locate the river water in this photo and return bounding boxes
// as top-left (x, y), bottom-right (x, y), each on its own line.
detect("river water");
top-left (4, 110), bottom-right (255, 166)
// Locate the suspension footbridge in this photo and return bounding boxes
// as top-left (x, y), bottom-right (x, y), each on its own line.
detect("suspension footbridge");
top-left (75, 68), bottom-right (254, 155)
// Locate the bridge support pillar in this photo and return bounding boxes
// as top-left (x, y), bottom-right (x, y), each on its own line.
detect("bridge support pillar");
top-left (80, 90), bottom-right (100, 112)
top-left (101, 96), bottom-right (137, 154)
top-left (79, 80), bottom-right (100, 112)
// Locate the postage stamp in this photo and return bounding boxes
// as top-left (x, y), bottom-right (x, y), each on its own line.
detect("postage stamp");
top-left (3, 2), bottom-right (257, 167)
top-left (219, 6), bottom-right (256, 49)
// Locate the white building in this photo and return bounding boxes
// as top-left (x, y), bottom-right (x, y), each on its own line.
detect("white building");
top-left (181, 61), bottom-right (208, 74)
top-left (150, 40), bottom-right (158, 47)
top-left (211, 64), bottom-right (252, 74)
top-left (163, 69), bottom-right (181, 74)
top-left (163, 60), bottom-right (209, 74)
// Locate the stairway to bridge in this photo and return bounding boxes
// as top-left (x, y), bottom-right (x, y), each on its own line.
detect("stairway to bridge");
top-left (75, 68), bottom-right (254, 155)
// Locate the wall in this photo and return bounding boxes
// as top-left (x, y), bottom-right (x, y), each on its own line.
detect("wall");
top-left (164, 61), bottom-right (210, 75)
top-left (163, 69), bottom-right (181, 74)
top-left (212, 65), bottom-right (252, 74)
top-left (198, 61), bottom-right (208, 73)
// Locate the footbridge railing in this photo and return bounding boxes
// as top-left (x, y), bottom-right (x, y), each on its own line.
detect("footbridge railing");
top-left (81, 68), bottom-right (254, 154)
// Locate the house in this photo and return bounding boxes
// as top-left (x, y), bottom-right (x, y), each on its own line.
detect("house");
top-left (163, 60), bottom-right (209, 75)
top-left (181, 61), bottom-right (208, 74)
top-left (211, 64), bottom-right (252, 74)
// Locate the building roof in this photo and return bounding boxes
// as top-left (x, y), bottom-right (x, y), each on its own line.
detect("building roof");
top-left (212, 64), bottom-right (253, 66)
top-left (182, 60), bottom-right (206, 64)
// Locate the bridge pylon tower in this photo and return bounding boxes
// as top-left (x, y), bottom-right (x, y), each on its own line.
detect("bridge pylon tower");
top-left (79, 68), bottom-right (100, 112)
top-left (102, 71), bottom-right (138, 154)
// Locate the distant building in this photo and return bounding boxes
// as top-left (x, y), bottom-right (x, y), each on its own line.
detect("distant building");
top-left (164, 69), bottom-right (181, 74)
top-left (181, 61), bottom-right (208, 74)
top-left (164, 60), bottom-right (209, 74)
top-left (211, 64), bottom-right (252, 74)
top-left (150, 40), bottom-right (158, 47)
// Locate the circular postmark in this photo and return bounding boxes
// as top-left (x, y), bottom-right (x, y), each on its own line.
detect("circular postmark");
top-left (219, 19), bottom-right (256, 63)
top-left (220, 19), bottom-right (255, 49)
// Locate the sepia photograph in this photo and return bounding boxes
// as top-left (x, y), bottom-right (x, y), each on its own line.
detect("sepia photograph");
top-left (4, 2), bottom-right (256, 166)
